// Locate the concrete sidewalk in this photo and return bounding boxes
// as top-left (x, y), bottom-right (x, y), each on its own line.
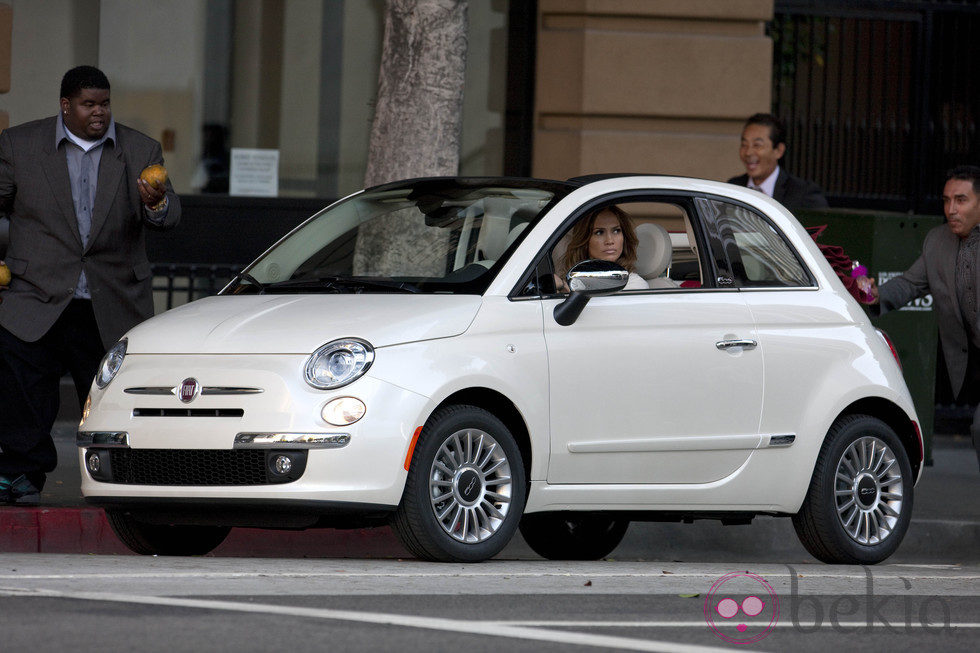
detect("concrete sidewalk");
top-left (2, 421), bottom-right (978, 562)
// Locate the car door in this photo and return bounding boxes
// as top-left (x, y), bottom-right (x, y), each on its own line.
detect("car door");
top-left (696, 196), bottom-right (830, 455)
top-left (541, 196), bottom-right (764, 485)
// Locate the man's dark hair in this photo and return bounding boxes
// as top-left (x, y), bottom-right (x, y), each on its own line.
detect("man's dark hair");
top-left (744, 112), bottom-right (786, 148)
top-left (60, 66), bottom-right (110, 100)
top-left (946, 165), bottom-right (980, 196)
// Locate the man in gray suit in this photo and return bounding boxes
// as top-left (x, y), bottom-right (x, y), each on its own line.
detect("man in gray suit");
top-left (0, 66), bottom-right (180, 503)
top-left (728, 113), bottom-right (829, 210)
top-left (869, 165), bottom-right (980, 471)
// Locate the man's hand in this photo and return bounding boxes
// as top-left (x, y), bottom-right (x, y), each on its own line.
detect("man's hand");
top-left (137, 178), bottom-right (166, 209)
top-left (857, 275), bottom-right (879, 304)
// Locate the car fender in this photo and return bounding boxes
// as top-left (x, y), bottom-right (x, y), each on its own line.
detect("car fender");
top-left (366, 296), bottom-right (551, 479)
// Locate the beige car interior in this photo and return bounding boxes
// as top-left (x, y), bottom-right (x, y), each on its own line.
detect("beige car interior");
top-left (471, 199), bottom-right (536, 268)
top-left (551, 202), bottom-right (703, 289)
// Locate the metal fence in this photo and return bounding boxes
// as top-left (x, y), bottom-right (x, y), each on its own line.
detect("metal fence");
top-left (152, 263), bottom-right (241, 311)
top-left (772, 0), bottom-right (980, 214)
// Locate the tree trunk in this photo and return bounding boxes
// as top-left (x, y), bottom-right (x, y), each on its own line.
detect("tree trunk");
top-left (364, 0), bottom-right (468, 187)
top-left (355, 0), bottom-right (468, 277)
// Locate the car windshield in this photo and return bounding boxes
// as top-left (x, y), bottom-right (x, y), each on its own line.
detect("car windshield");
top-left (223, 178), bottom-right (571, 295)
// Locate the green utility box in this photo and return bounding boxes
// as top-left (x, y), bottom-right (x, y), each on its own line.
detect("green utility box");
top-left (795, 209), bottom-right (944, 462)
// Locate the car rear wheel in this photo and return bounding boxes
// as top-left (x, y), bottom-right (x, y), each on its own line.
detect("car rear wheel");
top-left (520, 512), bottom-right (629, 560)
top-left (391, 405), bottom-right (526, 562)
top-left (792, 414), bottom-right (913, 564)
top-left (106, 509), bottom-right (231, 556)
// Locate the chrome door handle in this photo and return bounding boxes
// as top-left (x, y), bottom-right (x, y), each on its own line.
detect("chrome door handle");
top-left (716, 339), bottom-right (757, 350)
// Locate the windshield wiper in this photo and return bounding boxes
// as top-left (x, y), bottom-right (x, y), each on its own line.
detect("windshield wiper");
top-left (265, 276), bottom-right (420, 294)
top-left (229, 271), bottom-right (266, 294)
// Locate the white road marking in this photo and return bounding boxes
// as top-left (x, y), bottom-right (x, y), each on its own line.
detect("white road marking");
top-left (0, 570), bottom-right (976, 581)
top-left (0, 587), bottom-right (732, 653)
top-left (495, 620), bottom-right (980, 629)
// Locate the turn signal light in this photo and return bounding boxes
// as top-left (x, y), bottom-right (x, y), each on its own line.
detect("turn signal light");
top-left (876, 329), bottom-right (902, 370)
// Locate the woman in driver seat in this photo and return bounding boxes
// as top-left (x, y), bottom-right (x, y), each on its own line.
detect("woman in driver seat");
top-left (557, 205), bottom-right (648, 292)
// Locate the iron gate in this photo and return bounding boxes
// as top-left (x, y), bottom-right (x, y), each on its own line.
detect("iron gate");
top-left (772, 0), bottom-right (980, 214)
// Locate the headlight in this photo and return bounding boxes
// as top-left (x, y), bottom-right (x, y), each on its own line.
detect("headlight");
top-left (96, 338), bottom-right (127, 389)
top-left (305, 338), bottom-right (374, 389)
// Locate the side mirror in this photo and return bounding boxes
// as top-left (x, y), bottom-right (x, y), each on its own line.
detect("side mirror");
top-left (553, 259), bottom-right (628, 326)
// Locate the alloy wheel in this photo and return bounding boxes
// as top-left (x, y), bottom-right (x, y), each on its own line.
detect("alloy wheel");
top-left (834, 435), bottom-right (904, 545)
top-left (428, 428), bottom-right (513, 543)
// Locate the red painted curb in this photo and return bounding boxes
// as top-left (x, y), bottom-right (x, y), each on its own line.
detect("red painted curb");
top-left (0, 507), bottom-right (409, 558)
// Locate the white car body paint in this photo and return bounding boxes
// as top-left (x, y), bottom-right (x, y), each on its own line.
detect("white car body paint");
top-left (79, 176), bottom-right (920, 560)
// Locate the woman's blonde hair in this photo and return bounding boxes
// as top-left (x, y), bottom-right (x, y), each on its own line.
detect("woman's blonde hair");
top-left (560, 205), bottom-right (638, 275)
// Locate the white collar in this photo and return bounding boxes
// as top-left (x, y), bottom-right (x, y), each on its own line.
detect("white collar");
top-left (59, 115), bottom-right (111, 152)
top-left (747, 166), bottom-right (780, 198)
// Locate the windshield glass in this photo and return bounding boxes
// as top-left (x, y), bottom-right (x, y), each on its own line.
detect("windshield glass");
top-left (223, 179), bottom-right (571, 295)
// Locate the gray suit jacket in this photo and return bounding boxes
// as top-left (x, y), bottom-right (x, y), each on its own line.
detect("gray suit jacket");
top-left (878, 223), bottom-right (977, 397)
top-left (0, 116), bottom-right (181, 349)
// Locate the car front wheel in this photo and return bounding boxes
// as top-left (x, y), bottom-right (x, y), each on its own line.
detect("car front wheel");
top-left (106, 509), bottom-right (231, 556)
top-left (520, 512), bottom-right (629, 560)
top-left (392, 405), bottom-right (526, 562)
top-left (792, 414), bottom-right (914, 564)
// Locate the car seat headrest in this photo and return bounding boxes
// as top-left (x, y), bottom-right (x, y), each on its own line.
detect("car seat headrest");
top-left (634, 222), bottom-right (673, 280)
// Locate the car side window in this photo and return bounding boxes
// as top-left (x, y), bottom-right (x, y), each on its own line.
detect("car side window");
top-left (514, 256), bottom-right (559, 298)
top-left (621, 201), bottom-right (703, 289)
top-left (547, 201), bottom-right (703, 293)
top-left (696, 197), bottom-right (811, 288)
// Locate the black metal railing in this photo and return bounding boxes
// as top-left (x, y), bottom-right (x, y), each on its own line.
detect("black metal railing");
top-left (772, 0), bottom-right (980, 214)
top-left (152, 263), bottom-right (241, 310)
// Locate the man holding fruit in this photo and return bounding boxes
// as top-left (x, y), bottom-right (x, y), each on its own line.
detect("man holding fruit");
top-left (0, 66), bottom-right (180, 503)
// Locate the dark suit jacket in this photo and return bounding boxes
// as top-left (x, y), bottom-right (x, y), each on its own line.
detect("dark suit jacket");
top-left (727, 170), bottom-right (829, 209)
top-left (877, 224), bottom-right (977, 397)
top-left (0, 116), bottom-right (181, 348)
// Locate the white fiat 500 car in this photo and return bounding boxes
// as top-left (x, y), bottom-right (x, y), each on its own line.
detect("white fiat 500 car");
top-left (79, 175), bottom-right (922, 564)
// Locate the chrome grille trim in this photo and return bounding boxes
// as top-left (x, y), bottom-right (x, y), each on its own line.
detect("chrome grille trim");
top-left (235, 432), bottom-right (351, 449)
top-left (125, 386), bottom-right (263, 395)
top-left (124, 387), bottom-right (174, 395)
top-left (202, 387), bottom-right (264, 395)
top-left (76, 431), bottom-right (129, 448)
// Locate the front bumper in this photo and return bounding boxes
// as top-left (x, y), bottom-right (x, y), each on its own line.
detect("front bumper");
top-left (79, 353), bottom-right (429, 507)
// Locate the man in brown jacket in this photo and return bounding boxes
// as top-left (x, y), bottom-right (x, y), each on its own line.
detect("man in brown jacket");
top-left (0, 66), bottom-right (180, 503)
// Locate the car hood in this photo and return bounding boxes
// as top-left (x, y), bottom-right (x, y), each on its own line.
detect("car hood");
top-left (124, 294), bottom-right (483, 354)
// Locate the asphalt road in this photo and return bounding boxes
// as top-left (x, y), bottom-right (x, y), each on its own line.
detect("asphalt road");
top-left (0, 556), bottom-right (976, 652)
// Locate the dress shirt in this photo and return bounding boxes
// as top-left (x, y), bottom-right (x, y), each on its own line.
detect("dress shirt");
top-left (746, 166), bottom-right (780, 198)
top-left (57, 117), bottom-right (113, 299)
top-left (56, 117), bottom-right (168, 299)
top-left (956, 225), bottom-right (980, 347)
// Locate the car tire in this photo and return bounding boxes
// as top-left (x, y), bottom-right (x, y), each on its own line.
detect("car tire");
top-left (519, 512), bottom-right (629, 560)
top-left (106, 509), bottom-right (231, 556)
top-left (792, 414), bottom-right (914, 564)
top-left (391, 405), bottom-right (526, 562)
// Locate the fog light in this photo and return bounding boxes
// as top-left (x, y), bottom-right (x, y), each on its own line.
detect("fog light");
top-left (272, 454), bottom-right (292, 474)
top-left (321, 397), bottom-right (366, 426)
top-left (262, 450), bottom-right (308, 483)
top-left (86, 451), bottom-right (101, 473)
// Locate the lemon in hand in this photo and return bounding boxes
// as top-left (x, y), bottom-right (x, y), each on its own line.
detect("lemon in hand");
top-left (0, 263), bottom-right (11, 286)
